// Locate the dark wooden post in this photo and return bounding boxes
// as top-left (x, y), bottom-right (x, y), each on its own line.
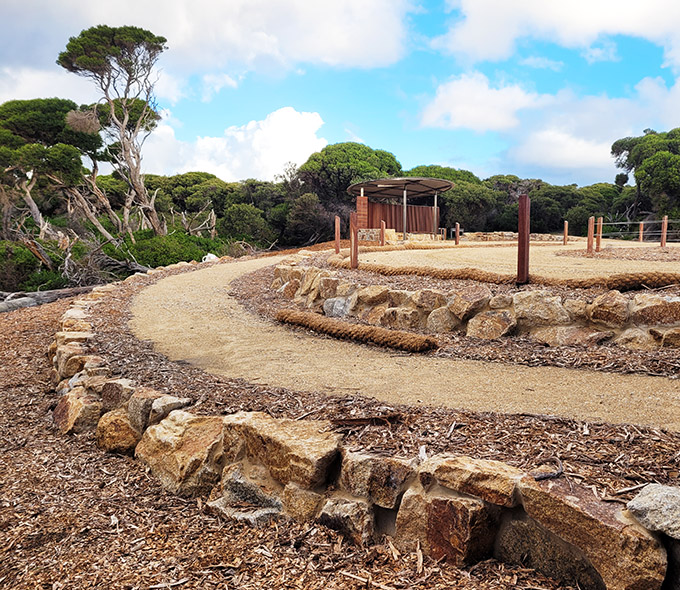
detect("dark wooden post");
top-left (517, 194), bottom-right (530, 284)
top-left (639, 222), bottom-right (644, 242)
top-left (587, 216), bottom-right (595, 255)
top-left (334, 215), bottom-right (341, 254)
top-left (596, 217), bottom-right (603, 252)
top-left (380, 220), bottom-right (386, 247)
top-left (349, 212), bottom-right (358, 269)
top-left (455, 222), bottom-right (460, 245)
top-left (440, 228), bottom-right (446, 241)
top-left (661, 215), bottom-right (668, 247)
top-left (563, 220), bottom-right (568, 245)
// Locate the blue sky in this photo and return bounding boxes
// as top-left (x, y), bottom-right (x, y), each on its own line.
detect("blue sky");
top-left (3, 0), bottom-right (680, 186)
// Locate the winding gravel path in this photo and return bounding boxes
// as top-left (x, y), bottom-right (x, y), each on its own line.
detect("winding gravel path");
top-left (129, 255), bottom-right (680, 431)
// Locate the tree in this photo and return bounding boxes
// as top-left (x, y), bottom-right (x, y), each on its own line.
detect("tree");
top-left (440, 181), bottom-right (496, 231)
top-left (58, 25), bottom-right (167, 236)
top-left (636, 151), bottom-right (680, 213)
top-left (405, 164), bottom-right (481, 184)
top-left (217, 203), bottom-right (273, 245)
top-left (299, 142), bottom-right (402, 209)
top-left (0, 98), bottom-right (103, 239)
top-left (284, 193), bottom-right (333, 245)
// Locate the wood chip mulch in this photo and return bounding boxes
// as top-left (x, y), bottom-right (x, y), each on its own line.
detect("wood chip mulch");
top-left (2, 251), bottom-right (679, 589)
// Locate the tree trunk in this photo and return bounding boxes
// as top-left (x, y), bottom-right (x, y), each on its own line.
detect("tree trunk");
top-left (19, 176), bottom-right (59, 239)
top-left (66, 187), bottom-right (118, 243)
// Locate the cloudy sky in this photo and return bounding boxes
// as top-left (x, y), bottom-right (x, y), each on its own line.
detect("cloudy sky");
top-left (3, 0), bottom-right (680, 186)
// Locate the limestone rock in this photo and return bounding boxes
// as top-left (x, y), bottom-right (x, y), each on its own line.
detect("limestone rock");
top-left (513, 291), bottom-right (570, 327)
top-left (495, 513), bottom-right (606, 590)
top-left (358, 304), bottom-right (388, 326)
top-left (318, 497), bottom-right (374, 546)
top-left (221, 463), bottom-right (282, 509)
top-left (207, 497), bottom-right (281, 526)
top-left (661, 328), bottom-right (680, 348)
top-left (588, 290), bottom-right (630, 328)
top-left (531, 326), bottom-right (614, 347)
top-left (55, 331), bottom-right (94, 346)
top-left (278, 279), bottom-right (300, 299)
top-left (319, 276), bottom-right (339, 299)
top-left (270, 277), bottom-right (283, 290)
top-left (135, 410), bottom-right (226, 496)
top-left (489, 294), bottom-right (513, 310)
top-left (380, 307), bottom-right (424, 331)
top-left (299, 267), bottom-right (321, 296)
top-left (336, 281), bottom-right (358, 297)
top-left (96, 407), bottom-right (141, 454)
top-left (339, 451), bottom-right (415, 509)
top-left (55, 342), bottom-right (85, 375)
top-left (323, 296), bottom-right (352, 318)
top-left (53, 386), bottom-right (103, 434)
top-left (148, 394), bottom-right (192, 425)
top-left (412, 289), bottom-right (447, 312)
top-left (60, 307), bottom-right (89, 322)
top-left (222, 412), bottom-right (342, 489)
top-left (127, 387), bottom-right (165, 432)
top-left (564, 298), bottom-right (589, 322)
top-left (666, 539), bottom-right (680, 590)
top-left (631, 293), bottom-right (680, 326)
top-left (627, 484), bottom-right (680, 540)
top-left (519, 476), bottom-right (667, 590)
top-left (79, 375), bottom-right (110, 396)
top-left (101, 378), bottom-right (136, 411)
top-left (282, 483), bottom-right (324, 521)
top-left (466, 310), bottom-right (516, 339)
top-left (273, 264), bottom-right (292, 283)
top-left (447, 286), bottom-right (492, 320)
top-left (426, 307), bottom-right (460, 333)
top-left (388, 290), bottom-right (414, 308)
top-left (395, 488), bottom-right (499, 565)
top-left (353, 285), bottom-right (390, 307)
top-left (419, 456), bottom-right (523, 507)
top-left (615, 328), bottom-right (659, 351)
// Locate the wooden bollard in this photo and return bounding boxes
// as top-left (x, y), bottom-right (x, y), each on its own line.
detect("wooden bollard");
top-left (349, 212), bottom-right (358, 269)
top-left (517, 194), bottom-right (530, 284)
top-left (563, 220), bottom-right (568, 245)
top-left (334, 215), bottom-right (341, 254)
top-left (596, 217), bottom-right (603, 252)
top-left (661, 215), bottom-right (668, 247)
top-left (639, 222), bottom-right (644, 242)
top-left (380, 220), bottom-right (386, 247)
top-left (587, 216), bottom-right (595, 255)
top-left (455, 222), bottom-right (460, 245)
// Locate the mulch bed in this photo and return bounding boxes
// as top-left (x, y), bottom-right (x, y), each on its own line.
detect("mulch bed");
top-left (2, 248), bottom-right (679, 589)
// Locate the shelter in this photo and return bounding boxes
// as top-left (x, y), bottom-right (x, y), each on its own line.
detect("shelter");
top-left (347, 177), bottom-right (453, 238)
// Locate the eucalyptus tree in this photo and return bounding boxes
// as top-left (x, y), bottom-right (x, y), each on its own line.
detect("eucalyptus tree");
top-left (58, 25), bottom-right (167, 236)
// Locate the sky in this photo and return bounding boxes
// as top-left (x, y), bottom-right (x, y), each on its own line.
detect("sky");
top-left (2, 0), bottom-right (680, 187)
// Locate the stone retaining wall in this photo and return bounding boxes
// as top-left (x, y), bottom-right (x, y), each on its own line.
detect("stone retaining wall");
top-left (48, 259), bottom-right (680, 590)
top-left (271, 263), bottom-right (680, 350)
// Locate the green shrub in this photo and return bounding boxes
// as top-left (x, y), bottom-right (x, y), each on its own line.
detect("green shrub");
top-left (0, 241), bottom-right (67, 291)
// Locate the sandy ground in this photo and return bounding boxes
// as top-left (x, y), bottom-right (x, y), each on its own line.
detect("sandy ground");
top-left (364, 240), bottom-right (680, 278)
top-left (130, 252), bottom-right (680, 432)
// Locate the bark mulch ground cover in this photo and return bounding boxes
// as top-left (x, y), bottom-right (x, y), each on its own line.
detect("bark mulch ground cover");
top-left (2, 245), bottom-right (679, 589)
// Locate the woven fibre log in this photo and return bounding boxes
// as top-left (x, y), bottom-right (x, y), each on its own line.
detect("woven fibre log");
top-left (275, 309), bottom-right (438, 353)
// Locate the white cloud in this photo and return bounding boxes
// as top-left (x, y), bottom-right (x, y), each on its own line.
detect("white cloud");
top-left (421, 72), bottom-right (551, 132)
top-left (0, 66), bottom-right (100, 105)
top-left (2, 0), bottom-right (412, 74)
top-left (436, 0), bottom-right (680, 68)
top-left (581, 40), bottom-right (619, 64)
top-left (519, 56), bottom-right (564, 71)
top-left (201, 73), bottom-right (238, 103)
top-left (143, 107), bottom-right (327, 181)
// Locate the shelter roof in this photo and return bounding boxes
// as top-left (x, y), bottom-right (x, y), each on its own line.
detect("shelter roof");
top-left (347, 177), bottom-right (454, 200)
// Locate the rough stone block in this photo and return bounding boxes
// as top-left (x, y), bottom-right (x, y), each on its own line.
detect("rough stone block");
top-left (513, 291), bottom-right (570, 328)
top-left (466, 310), bottom-right (516, 339)
top-left (587, 290), bottom-right (630, 328)
top-left (426, 307), bottom-right (460, 333)
top-left (631, 293), bottom-right (680, 326)
top-left (282, 483), bottom-right (324, 521)
top-left (101, 378), bottom-right (136, 411)
top-left (135, 410), bottom-right (226, 497)
top-left (96, 407), bottom-right (141, 454)
top-left (318, 496), bottom-right (374, 546)
top-left (447, 286), bottom-right (492, 320)
top-left (53, 386), bottom-right (103, 434)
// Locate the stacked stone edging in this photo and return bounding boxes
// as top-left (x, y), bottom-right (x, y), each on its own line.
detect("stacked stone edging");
top-left (273, 261), bottom-right (680, 350)
top-left (47, 256), bottom-right (679, 590)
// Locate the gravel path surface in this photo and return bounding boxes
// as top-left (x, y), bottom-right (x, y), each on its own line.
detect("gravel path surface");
top-left (362, 241), bottom-right (680, 278)
top-left (130, 254), bottom-right (680, 431)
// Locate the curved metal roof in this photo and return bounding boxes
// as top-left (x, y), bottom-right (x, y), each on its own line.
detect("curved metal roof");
top-left (347, 177), bottom-right (454, 199)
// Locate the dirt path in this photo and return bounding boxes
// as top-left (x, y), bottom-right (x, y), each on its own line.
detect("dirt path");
top-left (130, 255), bottom-right (680, 431)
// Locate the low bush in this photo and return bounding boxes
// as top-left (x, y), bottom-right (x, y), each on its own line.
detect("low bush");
top-left (0, 241), bottom-right (68, 292)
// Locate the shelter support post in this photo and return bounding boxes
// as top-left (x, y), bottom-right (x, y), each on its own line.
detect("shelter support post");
top-left (596, 217), bottom-right (603, 252)
top-left (350, 212), bottom-right (358, 269)
top-left (380, 220), bottom-right (386, 246)
top-left (455, 222), bottom-right (460, 245)
top-left (433, 193), bottom-right (438, 235)
top-left (334, 216), bottom-right (341, 254)
top-left (402, 189), bottom-right (407, 242)
top-left (661, 215), bottom-right (668, 247)
top-left (517, 194), bottom-right (530, 284)
top-left (587, 216), bottom-right (595, 255)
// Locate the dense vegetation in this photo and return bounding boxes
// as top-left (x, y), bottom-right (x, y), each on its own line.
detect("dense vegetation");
top-left (1, 26), bottom-right (678, 292)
